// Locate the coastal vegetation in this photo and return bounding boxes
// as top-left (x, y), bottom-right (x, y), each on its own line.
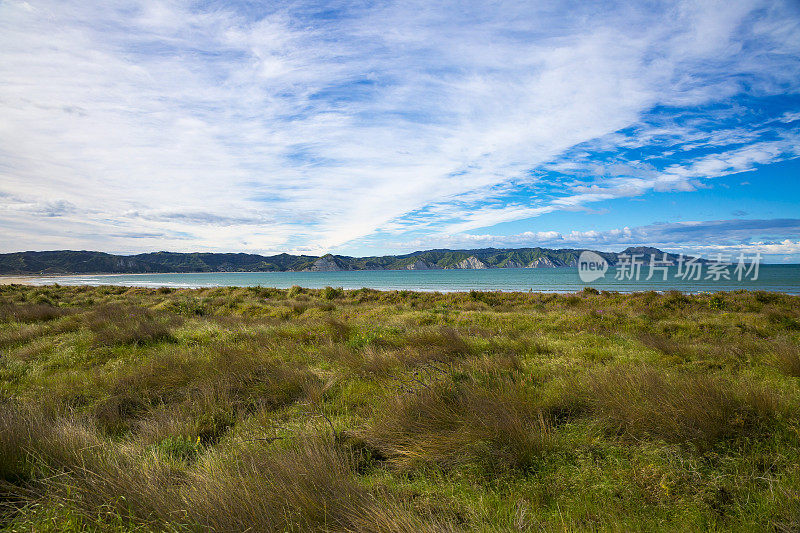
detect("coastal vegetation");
top-left (0, 284), bottom-right (799, 531)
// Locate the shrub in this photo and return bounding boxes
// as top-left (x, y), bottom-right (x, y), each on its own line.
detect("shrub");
top-left (663, 291), bottom-right (691, 310)
top-left (709, 295), bottom-right (725, 310)
top-left (287, 285), bottom-right (303, 297)
top-left (321, 286), bottom-right (343, 300)
top-left (469, 290), bottom-right (499, 306)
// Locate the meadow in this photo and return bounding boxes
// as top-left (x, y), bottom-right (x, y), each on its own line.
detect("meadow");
top-left (0, 283), bottom-right (799, 532)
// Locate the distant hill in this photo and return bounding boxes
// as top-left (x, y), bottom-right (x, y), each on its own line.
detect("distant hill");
top-left (0, 247), bottom-right (689, 275)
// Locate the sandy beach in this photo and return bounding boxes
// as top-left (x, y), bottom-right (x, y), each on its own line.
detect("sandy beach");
top-left (0, 275), bottom-right (38, 285)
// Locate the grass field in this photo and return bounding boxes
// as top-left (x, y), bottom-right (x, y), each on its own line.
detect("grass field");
top-left (1, 284), bottom-right (799, 531)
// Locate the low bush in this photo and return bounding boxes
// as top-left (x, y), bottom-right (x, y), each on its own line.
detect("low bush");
top-left (321, 286), bottom-right (344, 300)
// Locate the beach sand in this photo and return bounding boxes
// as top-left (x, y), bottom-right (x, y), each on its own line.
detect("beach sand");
top-left (0, 276), bottom-right (41, 285)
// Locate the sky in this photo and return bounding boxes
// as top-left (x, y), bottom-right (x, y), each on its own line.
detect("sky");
top-left (0, 0), bottom-right (799, 261)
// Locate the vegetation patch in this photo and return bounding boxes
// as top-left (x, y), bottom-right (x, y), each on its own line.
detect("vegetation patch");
top-left (0, 284), bottom-right (798, 531)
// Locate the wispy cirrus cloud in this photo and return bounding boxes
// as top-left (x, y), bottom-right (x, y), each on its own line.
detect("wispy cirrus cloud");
top-left (0, 0), bottom-right (798, 255)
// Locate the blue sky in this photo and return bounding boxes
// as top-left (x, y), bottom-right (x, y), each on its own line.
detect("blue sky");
top-left (0, 0), bottom-right (799, 261)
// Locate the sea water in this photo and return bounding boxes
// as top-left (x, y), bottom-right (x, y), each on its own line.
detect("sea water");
top-left (18, 265), bottom-right (800, 294)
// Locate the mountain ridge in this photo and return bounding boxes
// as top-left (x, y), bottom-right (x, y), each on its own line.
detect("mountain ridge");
top-left (0, 247), bottom-right (694, 275)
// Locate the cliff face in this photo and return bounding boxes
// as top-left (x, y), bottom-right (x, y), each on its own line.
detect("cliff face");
top-left (527, 256), bottom-right (559, 268)
top-left (451, 256), bottom-right (487, 269)
top-left (406, 259), bottom-right (437, 270)
top-left (306, 256), bottom-right (347, 272)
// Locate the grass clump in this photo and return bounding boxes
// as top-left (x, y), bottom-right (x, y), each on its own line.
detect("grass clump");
top-left (0, 405), bottom-right (449, 532)
top-left (0, 302), bottom-right (71, 323)
top-left (773, 340), bottom-right (800, 377)
top-left (84, 304), bottom-right (175, 347)
top-left (93, 346), bottom-right (319, 437)
top-left (362, 360), bottom-right (552, 472)
top-left (565, 366), bottom-right (780, 446)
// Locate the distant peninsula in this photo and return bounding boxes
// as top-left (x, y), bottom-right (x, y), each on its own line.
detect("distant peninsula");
top-left (0, 247), bottom-right (679, 275)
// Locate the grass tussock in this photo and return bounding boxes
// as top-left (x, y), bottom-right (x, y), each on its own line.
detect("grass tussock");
top-left (560, 366), bottom-right (781, 446)
top-left (0, 302), bottom-right (72, 323)
top-left (638, 332), bottom-right (694, 360)
top-left (362, 360), bottom-right (552, 472)
top-left (94, 347), bottom-right (320, 437)
top-left (186, 438), bottom-right (448, 532)
top-left (84, 304), bottom-right (176, 347)
top-left (773, 340), bottom-right (800, 377)
top-left (403, 326), bottom-right (472, 362)
top-left (0, 405), bottom-right (450, 532)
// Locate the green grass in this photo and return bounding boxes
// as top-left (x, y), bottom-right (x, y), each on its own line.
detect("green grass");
top-left (1, 284), bottom-right (800, 531)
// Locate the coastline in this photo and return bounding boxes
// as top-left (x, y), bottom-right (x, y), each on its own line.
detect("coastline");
top-left (0, 272), bottom-right (161, 285)
top-left (0, 275), bottom-right (38, 285)
top-left (2, 265), bottom-right (798, 294)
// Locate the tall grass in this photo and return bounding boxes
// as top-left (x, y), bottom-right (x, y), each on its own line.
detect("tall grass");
top-left (93, 346), bottom-right (320, 438)
top-left (0, 303), bottom-right (71, 323)
top-left (84, 304), bottom-right (175, 347)
top-left (362, 360), bottom-right (552, 472)
top-left (2, 285), bottom-right (800, 530)
top-left (0, 405), bottom-right (451, 532)
top-left (773, 340), bottom-right (800, 377)
top-left (557, 366), bottom-right (780, 446)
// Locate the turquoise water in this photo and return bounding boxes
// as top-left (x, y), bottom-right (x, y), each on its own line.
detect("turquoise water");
top-left (22, 265), bottom-right (800, 294)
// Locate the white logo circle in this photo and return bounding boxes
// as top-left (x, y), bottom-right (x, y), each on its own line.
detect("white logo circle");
top-left (577, 251), bottom-right (608, 283)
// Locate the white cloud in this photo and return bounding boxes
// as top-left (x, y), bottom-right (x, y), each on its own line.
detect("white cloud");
top-left (0, 0), bottom-right (799, 253)
top-left (386, 218), bottom-right (800, 261)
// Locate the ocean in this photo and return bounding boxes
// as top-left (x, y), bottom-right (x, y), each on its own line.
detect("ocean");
top-left (16, 264), bottom-right (800, 294)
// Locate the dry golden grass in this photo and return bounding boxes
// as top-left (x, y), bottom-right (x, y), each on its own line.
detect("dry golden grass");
top-left (0, 405), bottom-right (452, 532)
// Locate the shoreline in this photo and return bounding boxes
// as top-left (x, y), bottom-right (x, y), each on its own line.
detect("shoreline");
top-left (0, 273), bottom-right (145, 285)
top-left (2, 265), bottom-right (798, 294)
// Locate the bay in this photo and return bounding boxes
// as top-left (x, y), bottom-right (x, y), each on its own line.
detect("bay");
top-left (17, 264), bottom-right (800, 294)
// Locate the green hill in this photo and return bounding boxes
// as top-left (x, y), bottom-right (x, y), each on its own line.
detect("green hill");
top-left (0, 246), bottom-right (671, 274)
